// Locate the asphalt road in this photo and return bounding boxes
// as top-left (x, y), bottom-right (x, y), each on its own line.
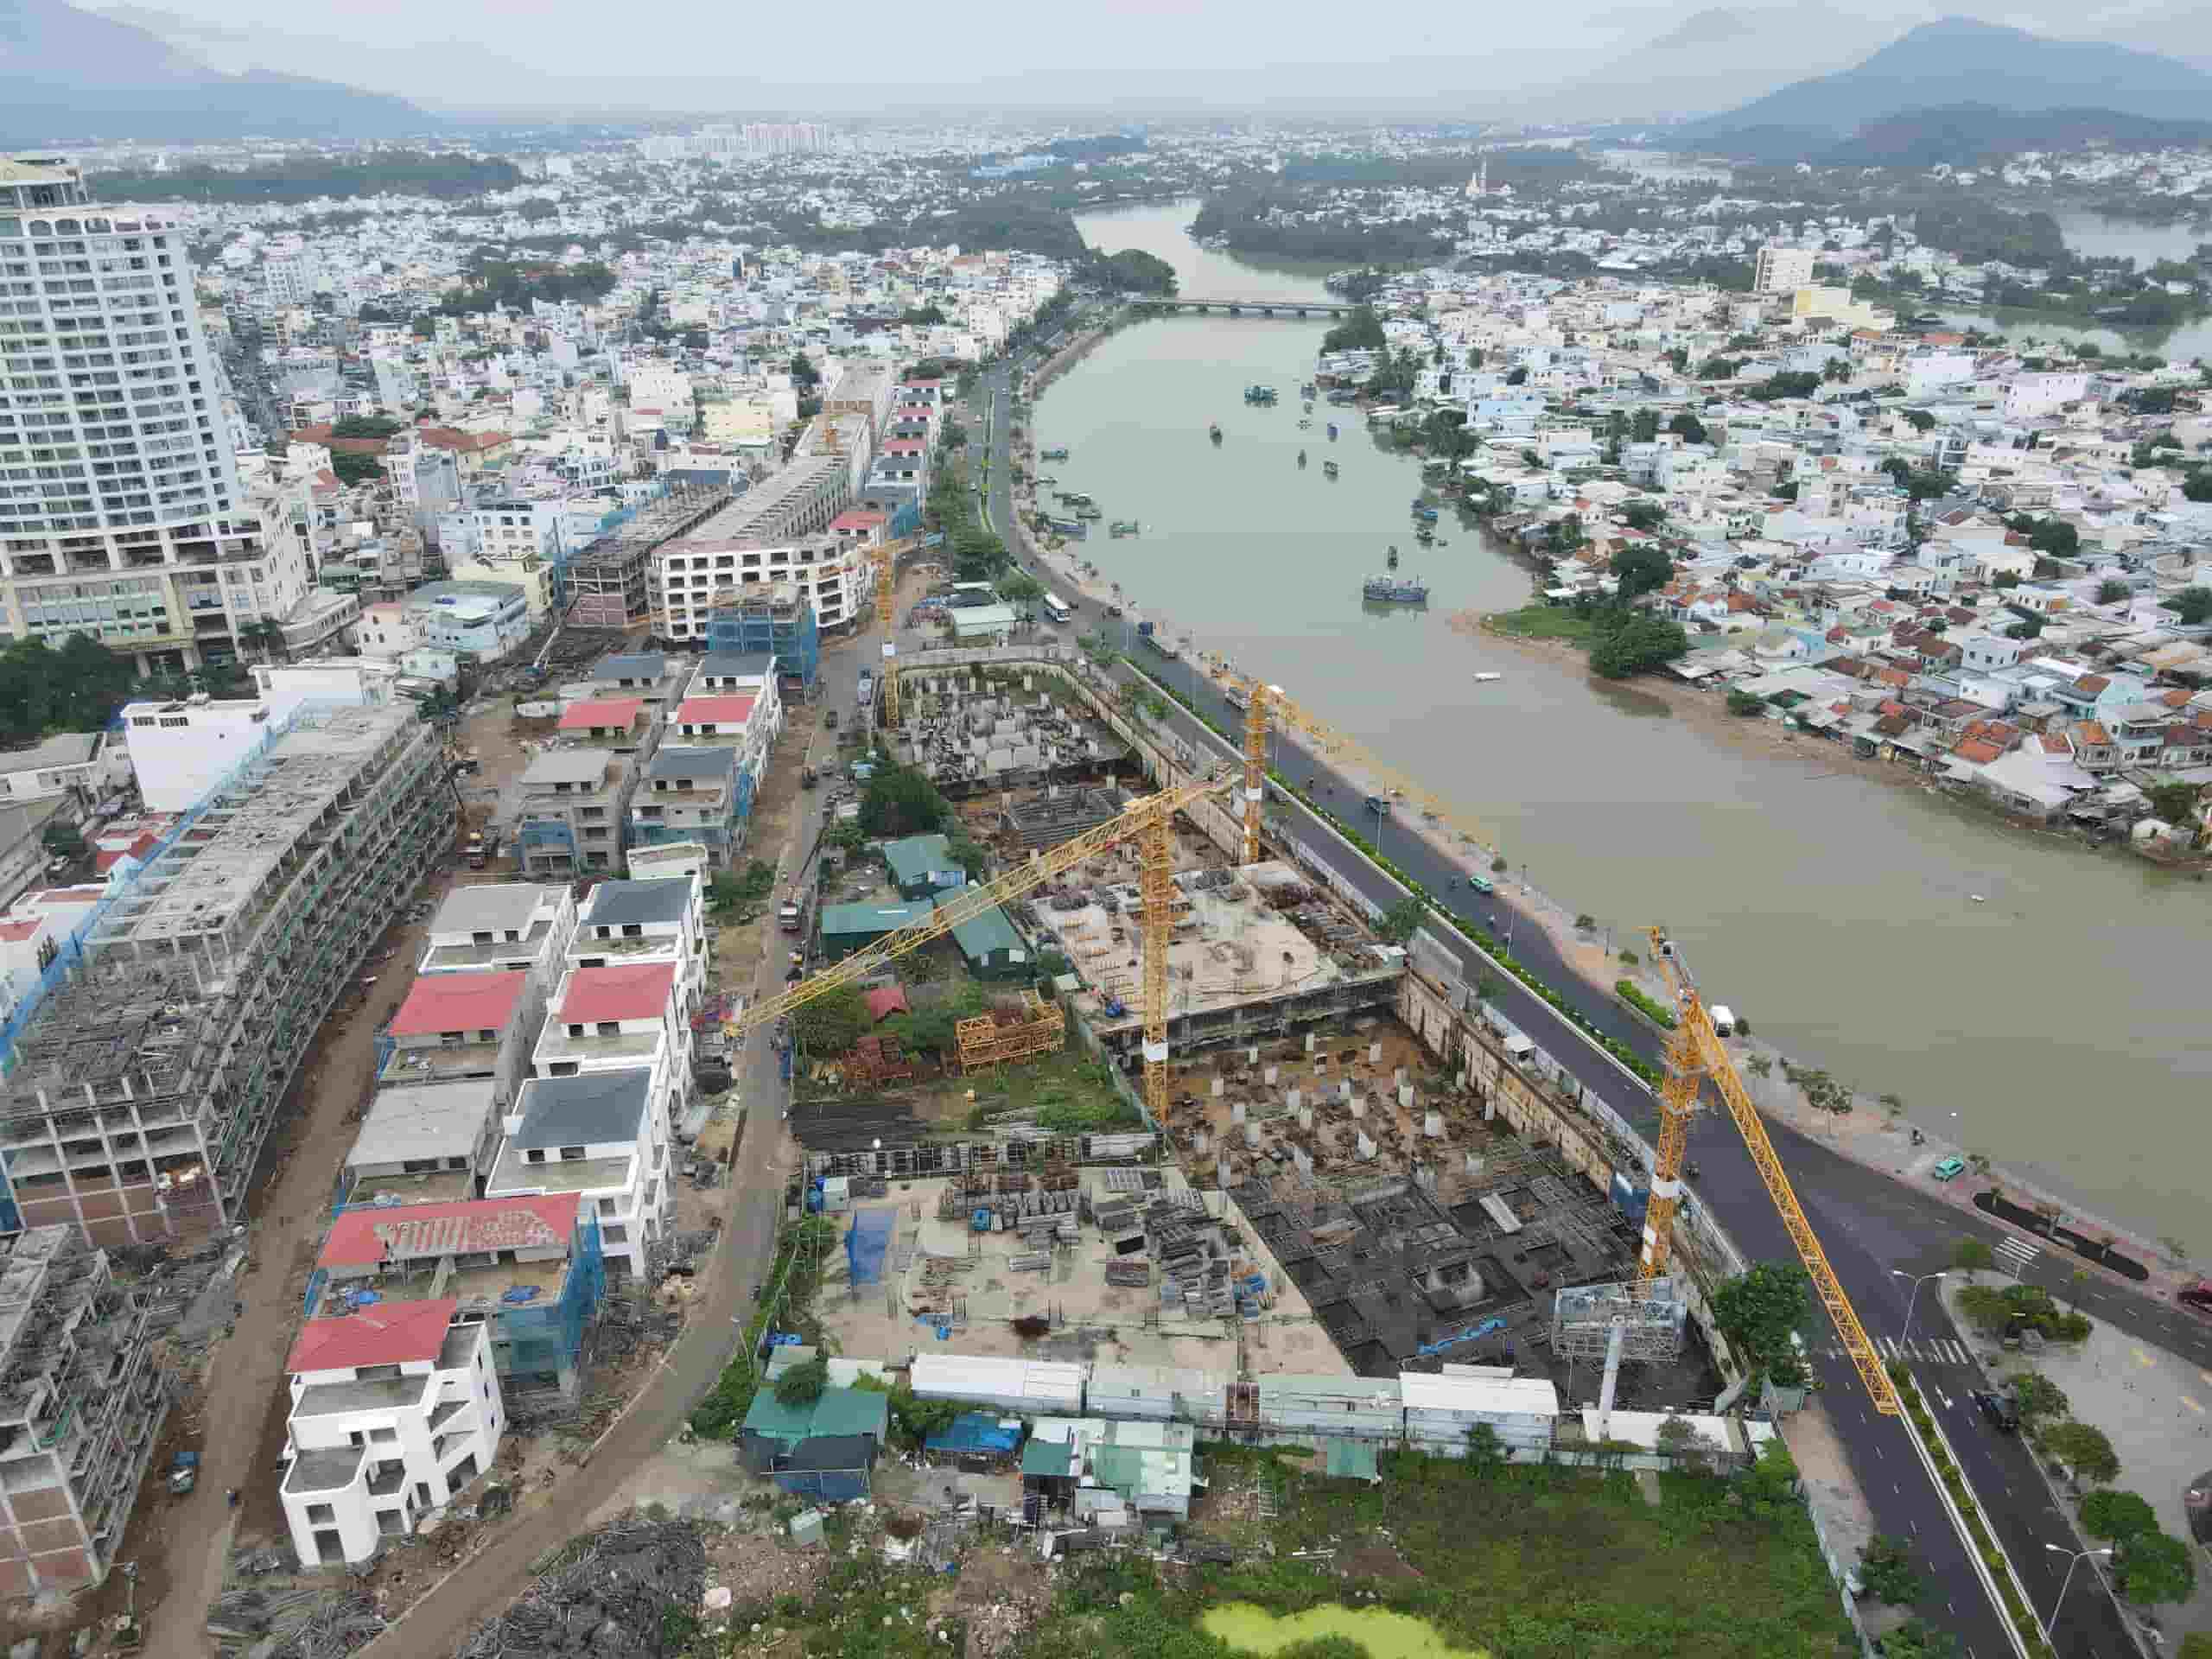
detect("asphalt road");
top-left (974, 342), bottom-right (2162, 1658)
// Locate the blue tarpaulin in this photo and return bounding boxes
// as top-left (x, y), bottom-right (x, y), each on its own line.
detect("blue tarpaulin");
top-left (846, 1206), bottom-right (897, 1286)
top-left (925, 1412), bottom-right (1023, 1458)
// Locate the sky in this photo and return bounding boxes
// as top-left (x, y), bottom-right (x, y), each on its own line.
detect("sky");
top-left (80, 0), bottom-right (2212, 115)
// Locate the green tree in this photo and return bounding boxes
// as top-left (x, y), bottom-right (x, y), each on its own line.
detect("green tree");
top-left (1667, 411), bottom-right (1708, 445)
top-left (1953, 1236), bottom-right (1995, 1276)
top-left (1712, 1262), bottom-right (1813, 1387)
top-left (1096, 249), bottom-right (1179, 296)
top-left (1546, 516), bottom-right (1586, 556)
top-left (1859, 1535), bottom-right (1927, 1605)
top-left (1504, 365), bottom-right (1529, 386)
top-left (2144, 780), bottom-right (2201, 827)
top-left (2117, 1529), bottom-right (2196, 1605)
top-left (996, 572), bottom-right (1046, 603)
top-left (330, 450), bottom-right (385, 486)
top-left (1620, 500), bottom-right (1667, 532)
top-left (1901, 408), bottom-right (1937, 433)
top-left (2096, 578), bottom-right (2131, 604)
top-left (1631, 408), bottom-right (1662, 442)
top-left (2081, 1489), bottom-right (2158, 1542)
top-left (1589, 613), bottom-right (1690, 680)
top-left (1878, 1618), bottom-right (1960, 1659)
top-left (859, 764), bottom-right (949, 837)
top-left (1611, 543), bottom-right (1675, 599)
top-left (1739, 1433), bottom-right (1801, 1518)
top-left (2170, 586), bottom-right (2212, 624)
top-left (2040, 1420), bottom-right (2121, 1484)
top-left (1376, 895), bottom-right (1427, 944)
top-left (1320, 305), bottom-right (1387, 354)
top-left (773, 1355), bottom-right (830, 1407)
top-left (791, 984), bottom-right (870, 1056)
top-left (1726, 688), bottom-right (1767, 717)
top-left (2010, 1371), bottom-right (2069, 1425)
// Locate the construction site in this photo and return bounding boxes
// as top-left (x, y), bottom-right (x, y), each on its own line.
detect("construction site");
top-left (565, 483), bottom-right (731, 632)
top-left (0, 703), bottom-right (455, 1245)
top-left (888, 669), bottom-right (1131, 796)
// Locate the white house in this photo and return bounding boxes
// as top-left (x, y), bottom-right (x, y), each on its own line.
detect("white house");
top-left (2003, 371), bottom-right (2089, 422)
top-left (417, 882), bottom-right (579, 990)
top-left (485, 1068), bottom-right (673, 1282)
top-left (532, 960), bottom-right (694, 1088)
top-left (278, 1301), bottom-right (503, 1568)
top-left (569, 876), bottom-right (708, 995)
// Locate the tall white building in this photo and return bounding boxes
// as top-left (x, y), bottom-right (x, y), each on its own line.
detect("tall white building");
top-left (0, 156), bottom-right (262, 675)
top-left (1752, 244), bottom-right (1817, 296)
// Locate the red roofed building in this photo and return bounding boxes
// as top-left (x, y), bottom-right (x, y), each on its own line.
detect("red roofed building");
top-left (536, 961), bottom-right (686, 1084)
top-left (379, 969), bottom-right (541, 1094)
top-left (830, 508), bottom-right (888, 549)
top-left (556, 697), bottom-right (649, 747)
top-left (281, 1295), bottom-right (505, 1568)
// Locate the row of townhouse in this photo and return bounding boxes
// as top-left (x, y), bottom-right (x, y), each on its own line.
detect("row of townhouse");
top-left (280, 872), bottom-right (709, 1571)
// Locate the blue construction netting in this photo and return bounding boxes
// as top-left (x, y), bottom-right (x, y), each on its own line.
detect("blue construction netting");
top-left (498, 1211), bottom-right (605, 1391)
top-left (889, 502), bottom-right (923, 539)
top-left (845, 1206), bottom-right (897, 1286)
top-left (925, 1413), bottom-right (1023, 1458)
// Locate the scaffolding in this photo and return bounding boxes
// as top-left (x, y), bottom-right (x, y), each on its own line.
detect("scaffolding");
top-left (704, 580), bottom-right (820, 694)
top-left (955, 991), bottom-right (1069, 1074)
top-left (1549, 1278), bottom-right (1690, 1363)
top-left (572, 484), bottom-right (729, 632)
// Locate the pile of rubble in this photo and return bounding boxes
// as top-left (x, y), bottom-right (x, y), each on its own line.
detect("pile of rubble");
top-left (454, 1513), bottom-right (707, 1659)
top-left (206, 1586), bottom-right (385, 1659)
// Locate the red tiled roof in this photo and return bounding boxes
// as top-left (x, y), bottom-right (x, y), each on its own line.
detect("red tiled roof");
top-left (866, 985), bottom-right (909, 1022)
top-left (560, 962), bottom-right (676, 1025)
top-left (559, 697), bottom-right (643, 732)
top-left (92, 828), bottom-right (162, 873)
top-left (830, 509), bottom-right (888, 531)
top-left (416, 425), bottom-right (511, 454)
top-left (286, 1298), bottom-right (458, 1374)
top-left (677, 695), bottom-right (756, 726)
top-left (1954, 739), bottom-right (2004, 765)
top-left (388, 970), bottom-right (529, 1039)
top-left (2075, 721), bottom-right (2112, 745)
top-left (320, 1194), bottom-right (581, 1270)
top-left (0, 918), bottom-right (45, 943)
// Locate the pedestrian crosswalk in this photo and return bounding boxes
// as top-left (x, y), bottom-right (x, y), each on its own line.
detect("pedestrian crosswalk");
top-left (1994, 1236), bottom-right (2041, 1276)
top-left (1816, 1336), bottom-right (1978, 1366)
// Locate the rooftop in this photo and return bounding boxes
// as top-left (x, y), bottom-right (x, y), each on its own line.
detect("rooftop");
top-left (321, 1192), bottom-right (581, 1269)
top-left (648, 746), bottom-right (737, 785)
top-left (387, 969), bottom-right (529, 1039)
top-left (558, 697), bottom-right (645, 734)
top-left (520, 747), bottom-right (615, 790)
top-left (284, 1446), bottom-right (366, 1495)
top-left (676, 695), bottom-right (758, 726)
top-left (579, 877), bottom-right (693, 931)
top-left (346, 1078), bottom-right (499, 1173)
top-left (558, 961), bottom-right (675, 1025)
top-left (286, 1297), bottom-right (459, 1375)
top-left (510, 1068), bottom-right (653, 1149)
top-left (429, 883), bottom-right (562, 940)
top-left (698, 651), bottom-right (775, 682)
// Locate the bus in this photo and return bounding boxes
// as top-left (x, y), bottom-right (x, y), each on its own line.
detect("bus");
top-left (1040, 594), bottom-right (1073, 626)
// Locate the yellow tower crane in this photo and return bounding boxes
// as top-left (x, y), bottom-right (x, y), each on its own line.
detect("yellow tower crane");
top-left (1225, 670), bottom-right (1496, 874)
top-left (725, 776), bottom-right (1221, 1126)
top-left (1641, 927), bottom-right (1899, 1415)
top-left (870, 537), bottom-right (910, 728)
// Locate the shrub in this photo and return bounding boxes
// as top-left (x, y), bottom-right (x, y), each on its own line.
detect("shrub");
top-left (1574, 912), bottom-right (1596, 930)
top-left (2081, 1489), bottom-right (2157, 1542)
top-left (1616, 979), bottom-right (1678, 1028)
top-left (1859, 1534), bottom-right (1926, 1605)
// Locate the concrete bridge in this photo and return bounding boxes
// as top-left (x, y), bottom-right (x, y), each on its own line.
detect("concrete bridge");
top-left (1135, 297), bottom-right (1356, 317)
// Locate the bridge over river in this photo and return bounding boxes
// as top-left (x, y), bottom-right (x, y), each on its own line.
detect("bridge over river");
top-left (1134, 297), bottom-right (1355, 317)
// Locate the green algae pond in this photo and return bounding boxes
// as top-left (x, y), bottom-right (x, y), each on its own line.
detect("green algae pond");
top-left (1203, 1602), bottom-right (1488, 1659)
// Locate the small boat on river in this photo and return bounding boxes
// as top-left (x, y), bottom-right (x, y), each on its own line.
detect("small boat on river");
top-left (1363, 575), bottom-right (1429, 604)
top-left (1209, 423), bottom-right (1223, 444)
top-left (1387, 545), bottom-right (1399, 569)
top-left (1326, 423), bottom-right (1339, 441)
top-left (1322, 461), bottom-right (1340, 480)
top-left (1297, 449), bottom-right (1307, 468)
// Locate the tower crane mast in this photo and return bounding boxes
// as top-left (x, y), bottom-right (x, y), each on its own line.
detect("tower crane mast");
top-left (1643, 928), bottom-right (1899, 1416)
top-left (725, 777), bottom-right (1222, 1127)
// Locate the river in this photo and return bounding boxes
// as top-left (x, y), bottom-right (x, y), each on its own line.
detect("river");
top-left (1058, 197), bottom-right (2206, 1250)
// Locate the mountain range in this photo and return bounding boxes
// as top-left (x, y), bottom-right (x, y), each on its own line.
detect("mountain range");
top-left (0, 0), bottom-right (432, 143)
top-left (1680, 16), bottom-right (2212, 157)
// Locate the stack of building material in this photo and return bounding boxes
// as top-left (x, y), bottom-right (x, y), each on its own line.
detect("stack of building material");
top-left (1008, 1250), bottom-right (1052, 1274)
top-left (1103, 1261), bottom-right (1151, 1287)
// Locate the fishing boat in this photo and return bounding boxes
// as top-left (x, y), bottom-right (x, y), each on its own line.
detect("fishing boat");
top-left (1109, 519), bottom-right (1141, 537)
top-left (1387, 545), bottom-right (1399, 569)
top-left (1297, 418), bottom-right (1313, 429)
top-left (1412, 505), bottom-right (1439, 523)
top-left (1302, 400), bottom-right (1314, 414)
top-left (1326, 422), bottom-right (1339, 441)
top-left (1073, 504), bottom-right (1103, 520)
top-left (1040, 446), bottom-right (1070, 461)
top-left (1363, 575), bottom-right (1429, 604)
top-left (1243, 384), bottom-right (1279, 405)
top-left (1209, 423), bottom-right (1223, 445)
top-left (1301, 382), bottom-right (1317, 399)
top-left (1322, 461), bottom-right (1340, 480)
top-left (1473, 672), bottom-right (1503, 683)
top-left (1414, 528), bottom-right (1435, 547)
top-left (1058, 491), bottom-right (1094, 507)
top-left (1297, 449), bottom-right (1307, 468)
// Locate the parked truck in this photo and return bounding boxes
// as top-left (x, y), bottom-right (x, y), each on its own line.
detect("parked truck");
top-left (779, 887), bottom-right (812, 935)
top-left (1135, 620), bottom-right (1179, 660)
top-left (166, 1449), bottom-right (199, 1496)
top-left (465, 827), bottom-right (499, 869)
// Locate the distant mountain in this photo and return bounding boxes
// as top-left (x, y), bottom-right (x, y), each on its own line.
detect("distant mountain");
top-left (1498, 4), bottom-right (1904, 124)
top-left (1681, 16), bottom-right (2212, 156)
top-left (1827, 104), bottom-right (2212, 168)
top-left (0, 0), bottom-right (434, 143)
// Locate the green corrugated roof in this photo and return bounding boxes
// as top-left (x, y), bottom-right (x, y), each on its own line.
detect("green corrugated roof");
top-left (882, 834), bottom-right (952, 887)
top-left (1090, 1444), bottom-right (1147, 1494)
top-left (1020, 1437), bottom-right (1076, 1477)
top-left (820, 899), bottom-right (935, 938)
top-left (1323, 1438), bottom-right (1380, 1481)
top-left (949, 903), bottom-right (1021, 961)
top-left (741, 1384), bottom-right (891, 1447)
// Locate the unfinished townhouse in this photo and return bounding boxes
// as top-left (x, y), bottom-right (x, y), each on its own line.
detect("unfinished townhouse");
top-left (0, 705), bottom-right (454, 1245)
top-left (0, 1226), bottom-right (172, 1597)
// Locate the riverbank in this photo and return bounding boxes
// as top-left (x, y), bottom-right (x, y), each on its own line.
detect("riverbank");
top-left (1026, 312), bottom-right (1120, 401)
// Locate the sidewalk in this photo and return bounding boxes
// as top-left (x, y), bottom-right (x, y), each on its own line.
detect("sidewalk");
top-left (1939, 1277), bottom-right (2212, 1647)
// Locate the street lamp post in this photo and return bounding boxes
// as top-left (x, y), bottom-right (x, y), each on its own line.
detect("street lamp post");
top-left (1889, 1269), bottom-right (1948, 1344)
top-left (2042, 1544), bottom-right (2111, 1643)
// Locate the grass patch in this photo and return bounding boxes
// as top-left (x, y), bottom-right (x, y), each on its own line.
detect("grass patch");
top-left (1484, 605), bottom-right (1604, 647)
top-left (969, 1050), bottom-right (1141, 1132)
top-left (1615, 980), bottom-right (1677, 1030)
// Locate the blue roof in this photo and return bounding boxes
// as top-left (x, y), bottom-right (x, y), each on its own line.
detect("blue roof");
top-left (925, 1412), bottom-right (1023, 1456)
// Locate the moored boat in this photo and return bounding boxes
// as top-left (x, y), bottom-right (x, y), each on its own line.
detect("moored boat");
top-left (1363, 575), bottom-right (1429, 603)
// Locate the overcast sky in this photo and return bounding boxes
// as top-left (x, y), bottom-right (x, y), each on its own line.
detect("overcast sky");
top-left (86, 0), bottom-right (2212, 113)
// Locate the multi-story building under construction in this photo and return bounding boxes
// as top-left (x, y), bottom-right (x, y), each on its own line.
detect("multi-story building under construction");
top-left (0, 1226), bottom-right (172, 1596)
top-left (0, 703), bottom-right (454, 1246)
